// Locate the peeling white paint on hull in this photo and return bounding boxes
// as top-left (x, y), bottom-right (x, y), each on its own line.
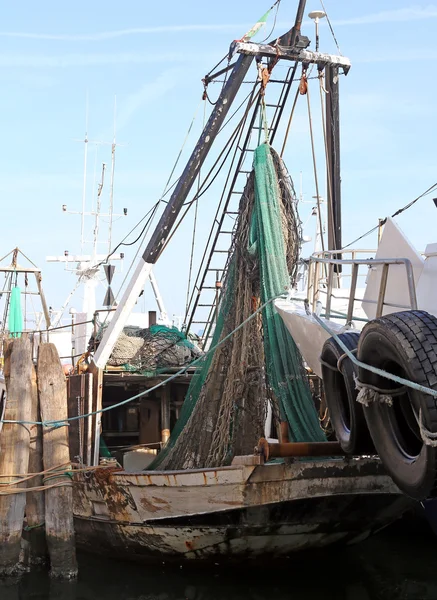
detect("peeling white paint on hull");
top-left (73, 457), bottom-right (412, 563)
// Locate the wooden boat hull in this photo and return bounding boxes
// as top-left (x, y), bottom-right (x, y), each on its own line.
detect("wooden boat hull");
top-left (73, 457), bottom-right (411, 563)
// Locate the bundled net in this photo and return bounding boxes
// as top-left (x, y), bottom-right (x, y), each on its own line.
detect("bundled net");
top-left (153, 143), bottom-right (324, 471)
top-left (94, 323), bottom-right (202, 374)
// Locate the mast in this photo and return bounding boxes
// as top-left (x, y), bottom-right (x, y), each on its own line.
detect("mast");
top-left (325, 65), bottom-right (342, 254)
top-left (93, 4), bottom-right (351, 370)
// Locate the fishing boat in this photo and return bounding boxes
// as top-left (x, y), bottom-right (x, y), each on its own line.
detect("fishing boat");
top-left (60, 0), bottom-right (434, 564)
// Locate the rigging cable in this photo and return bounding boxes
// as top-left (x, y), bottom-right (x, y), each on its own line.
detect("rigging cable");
top-left (98, 83), bottom-right (255, 271)
top-left (185, 84), bottom-right (263, 330)
top-left (96, 97), bottom-right (205, 270)
top-left (305, 71), bottom-right (326, 254)
top-left (319, 0), bottom-right (342, 55)
top-left (280, 84), bottom-right (300, 157)
top-left (99, 202), bottom-right (161, 330)
top-left (259, 0), bottom-right (282, 43)
top-left (185, 99), bottom-right (206, 317)
top-left (158, 87), bottom-right (261, 261)
top-left (318, 70), bottom-right (338, 277)
top-left (342, 182), bottom-right (437, 249)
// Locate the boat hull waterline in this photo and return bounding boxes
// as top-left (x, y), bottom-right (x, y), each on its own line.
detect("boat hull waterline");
top-left (73, 458), bottom-right (411, 563)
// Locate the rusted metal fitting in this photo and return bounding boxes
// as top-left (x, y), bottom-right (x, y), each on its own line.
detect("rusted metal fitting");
top-left (257, 438), bottom-right (344, 461)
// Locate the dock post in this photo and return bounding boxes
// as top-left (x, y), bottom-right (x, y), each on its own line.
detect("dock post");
top-left (0, 337), bottom-right (33, 576)
top-left (37, 343), bottom-right (77, 579)
top-left (24, 362), bottom-right (47, 565)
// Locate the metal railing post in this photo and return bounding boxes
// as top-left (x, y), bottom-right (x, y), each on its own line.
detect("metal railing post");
top-left (376, 263), bottom-right (389, 318)
top-left (347, 263), bottom-right (359, 323)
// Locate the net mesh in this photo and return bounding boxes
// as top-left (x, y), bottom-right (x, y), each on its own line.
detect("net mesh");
top-left (94, 323), bottom-right (202, 374)
top-left (152, 143), bottom-right (325, 471)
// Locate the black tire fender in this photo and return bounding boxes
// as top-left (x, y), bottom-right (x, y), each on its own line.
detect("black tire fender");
top-left (358, 310), bottom-right (437, 500)
top-left (321, 331), bottom-right (374, 455)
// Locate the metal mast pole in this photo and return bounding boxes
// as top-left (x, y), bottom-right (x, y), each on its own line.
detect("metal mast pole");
top-left (325, 64), bottom-right (342, 254)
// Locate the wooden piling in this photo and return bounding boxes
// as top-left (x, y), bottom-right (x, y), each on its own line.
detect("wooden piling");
top-left (24, 362), bottom-right (47, 565)
top-left (37, 343), bottom-right (77, 579)
top-left (0, 337), bottom-right (33, 576)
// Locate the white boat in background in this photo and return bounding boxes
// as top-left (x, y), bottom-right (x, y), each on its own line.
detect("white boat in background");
top-left (276, 217), bottom-right (430, 379)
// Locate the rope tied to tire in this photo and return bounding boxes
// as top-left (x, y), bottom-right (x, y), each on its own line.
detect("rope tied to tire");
top-left (353, 376), bottom-right (407, 407)
top-left (418, 409), bottom-right (437, 447)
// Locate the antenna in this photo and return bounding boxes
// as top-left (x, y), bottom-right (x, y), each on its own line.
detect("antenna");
top-left (81, 91), bottom-right (89, 252)
top-left (93, 163), bottom-right (106, 261)
top-left (308, 10), bottom-right (326, 51)
top-left (108, 96), bottom-right (117, 254)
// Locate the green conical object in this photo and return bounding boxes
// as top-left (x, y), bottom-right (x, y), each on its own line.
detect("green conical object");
top-left (8, 286), bottom-right (23, 338)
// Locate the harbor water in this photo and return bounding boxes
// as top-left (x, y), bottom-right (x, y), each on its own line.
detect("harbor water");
top-left (1, 518), bottom-right (437, 600)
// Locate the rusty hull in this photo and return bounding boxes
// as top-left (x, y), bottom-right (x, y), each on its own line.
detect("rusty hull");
top-left (73, 457), bottom-right (412, 563)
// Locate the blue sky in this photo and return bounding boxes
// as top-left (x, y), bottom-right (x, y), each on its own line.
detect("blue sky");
top-left (1, 1), bottom-right (436, 326)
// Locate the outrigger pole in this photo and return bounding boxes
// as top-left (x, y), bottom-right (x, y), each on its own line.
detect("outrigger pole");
top-left (93, 0), bottom-right (350, 369)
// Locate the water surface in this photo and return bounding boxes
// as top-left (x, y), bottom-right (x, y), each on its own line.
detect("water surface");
top-left (1, 520), bottom-right (436, 600)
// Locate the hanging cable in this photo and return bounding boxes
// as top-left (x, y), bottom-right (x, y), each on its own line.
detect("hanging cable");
top-left (319, 0), bottom-right (342, 55)
top-left (304, 70), bottom-right (325, 254)
top-left (160, 98), bottom-right (204, 199)
top-left (280, 86), bottom-right (300, 157)
top-left (259, 0), bottom-right (282, 43)
top-left (185, 86), bottom-right (261, 329)
top-left (159, 87), bottom-right (261, 261)
top-left (185, 99), bottom-right (206, 317)
top-left (318, 71), bottom-right (337, 261)
top-left (342, 182), bottom-right (437, 249)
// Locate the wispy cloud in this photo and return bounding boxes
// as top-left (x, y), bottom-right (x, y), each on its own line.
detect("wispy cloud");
top-left (0, 24), bottom-right (246, 42)
top-left (1, 6), bottom-right (437, 43)
top-left (0, 52), bottom-right (209, 68)
top-left (330, 5), bottom-right (437, 26)
top-left (354, 49), bottom-right (437, 63)
top-left (111, 70), bottom-right (181, 134)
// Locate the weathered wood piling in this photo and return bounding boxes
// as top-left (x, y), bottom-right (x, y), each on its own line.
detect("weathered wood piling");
top-left (24, 361), bottom-right (47, 565)
top-left (0, 337), bottom-right (33, 576)
top-left (38, 343), bottom-right (77, 579)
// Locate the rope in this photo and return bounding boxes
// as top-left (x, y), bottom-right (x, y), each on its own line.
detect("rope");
top-left (0, 481), bottom-right (72, 495)
top-left (354, 377), bottom-right (394, 407)
top-left (314, 314), bottom-right (437, 447)
top-left (0, 463), bottom-right (120, 495)
top-left (24, 522), bottom-right (45, 532)
top-left (1, 293), bottom-right (286, 429)
top-left (0, 461), bottom-right (71, 486)
top-left (313, 313), bottom-right (437, 399)
top-left (419, 409), bottom-right (437, 447)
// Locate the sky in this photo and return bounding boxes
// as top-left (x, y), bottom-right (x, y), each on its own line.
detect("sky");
top-left (1, 0), bottom-right (436, 329)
